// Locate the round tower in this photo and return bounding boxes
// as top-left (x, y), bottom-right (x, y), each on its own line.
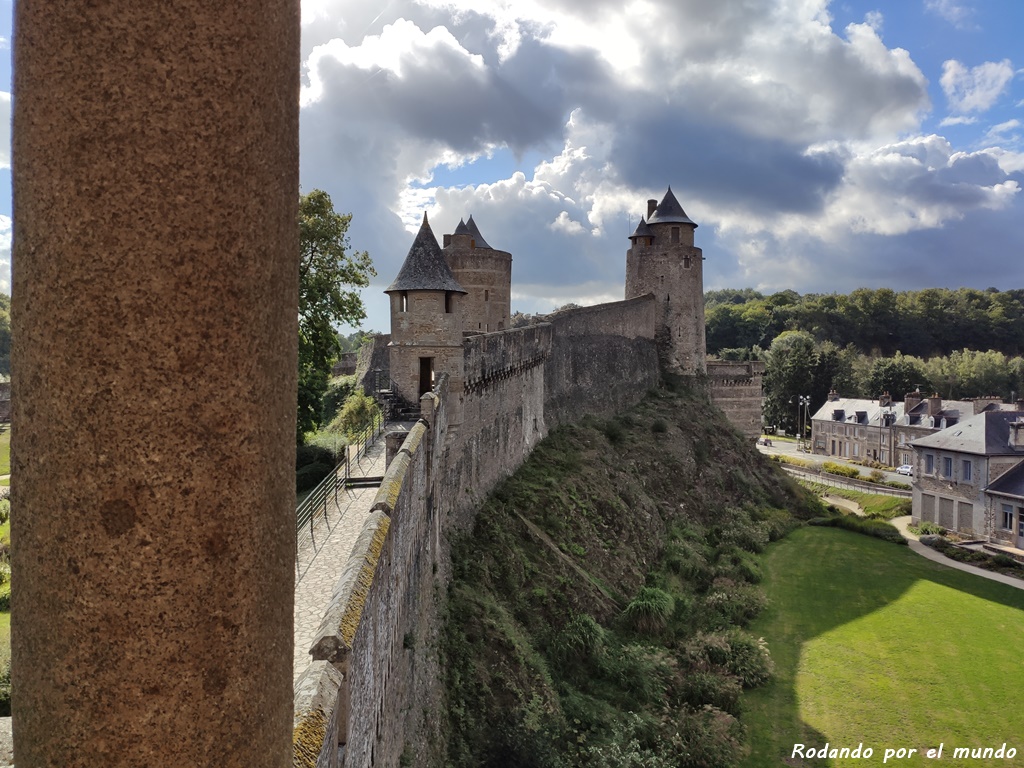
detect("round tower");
top-left (442, 215), bottom-right (512, 335)
top-left (625, 187), bottom-right (706, 374)
top-left (385, 212), bottom-right (467, 418)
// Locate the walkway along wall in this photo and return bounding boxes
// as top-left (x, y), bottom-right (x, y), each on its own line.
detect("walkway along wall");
top-left (290, 295), bottom-right (717, 766)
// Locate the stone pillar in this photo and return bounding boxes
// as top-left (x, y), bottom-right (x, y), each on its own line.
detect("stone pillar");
top-left (11, 2), bottom-right (299, 766)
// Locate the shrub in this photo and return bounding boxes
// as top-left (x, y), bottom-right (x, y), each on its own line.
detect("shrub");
top-left (553, 613), bottom-right (606, 662)
top-left (667, 705), bottom-right (744, 768)
top-left (600, 644), bottom-right (674, 706)
top-left (677, 670), bottom-right (742, 716)
top-left (0, 659), bottom-right (9, 717)
top-left (0, 590), bottom-right (9, 611)
top-left (809, 514), bottom-right (907, 545)
top-left (296, 443), bottom-right (334, 470)
top-left (992, 554), bottom-right (1019, 569)
top-left (686, 630), bottom-right (774, 688)
top-left (0, 498), bottom-right (9, 525)
top-left (329, 390), bottom-right (381, 439)
top-left (320, 374), bottom-right (356, 424)
top-left (602, 419), bottom-right (626, 445)
top-left (296, 462), bottom-right (332, 493)
top-left (822, 462), bottom-right (860, 479)
top-left (909, 521), bottom-right (945, 536)
top-left (0, 562), bottom-right (10, 587)
top-left (621, 587), bottom-right (675, 634)
top-left (699, 579), bottom-right (768, 627)
top-left (868, 469), bottom-right (885, 483)
top-left (651, 419), bottom-right (668, 434)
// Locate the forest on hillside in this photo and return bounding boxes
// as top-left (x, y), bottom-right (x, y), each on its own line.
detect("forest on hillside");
top-left (705, 287), bottom-right (1024, 435)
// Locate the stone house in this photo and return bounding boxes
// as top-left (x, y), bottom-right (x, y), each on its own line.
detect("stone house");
top-left (810, 392), bottom-right (903, 465)
top-left (911, 410), bottom-right (1024, 548)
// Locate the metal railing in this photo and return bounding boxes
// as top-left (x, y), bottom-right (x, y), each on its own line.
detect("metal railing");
top-left (781, 464), bottom-right (912, 498)
top-left (294, 412), bottom-right (385, 562)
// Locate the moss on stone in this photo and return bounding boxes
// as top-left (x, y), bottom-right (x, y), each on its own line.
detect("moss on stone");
top-left (339, 515), bottom-right (391, 648)
top-left (292, 708), bottom-right (328, 768)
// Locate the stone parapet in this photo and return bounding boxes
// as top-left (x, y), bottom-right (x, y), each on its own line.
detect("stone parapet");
top-left (293, 662), bottom-right (344, 768)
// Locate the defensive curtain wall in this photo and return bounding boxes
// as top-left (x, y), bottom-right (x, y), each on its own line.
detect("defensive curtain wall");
top-left (293, 296), bottom-right (669, 766)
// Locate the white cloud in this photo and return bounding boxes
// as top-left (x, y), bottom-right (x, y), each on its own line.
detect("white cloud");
top-left (939, 115), bottom-right (977, 127)
top-left (0, 215), bottom-right (10, 295)
top-left (549, 211), bottom-right (586, 235)
top-left (924, 0), bottom-right (975, 29)
top-left (940, 59), bottom-right (1015, 113)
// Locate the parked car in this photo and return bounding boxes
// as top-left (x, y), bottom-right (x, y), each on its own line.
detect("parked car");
top-left (896, 464), bottom-right (913, 476)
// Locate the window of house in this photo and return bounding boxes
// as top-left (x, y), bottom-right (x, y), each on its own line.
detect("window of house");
top-left (400, 292), bottom-right (408, 312)
top-left (961, 459), bottom-right (972, 483)
top-left (683, 256), bottom-right (691, 268)
top-left (671, 227), bottom-right (680, 243)
top-left (444, 291), bottom-right (453, 313)
top-left (1002, 503), bottom-right (1014, 530)
top-left (925, 453), bottom-right (935, 474)
top-left (484, 290), bottom-right (489, 301)
top-left (853, 444), bottom-right (860, 457)
top-left (942, 457), bottom-right (953, 478)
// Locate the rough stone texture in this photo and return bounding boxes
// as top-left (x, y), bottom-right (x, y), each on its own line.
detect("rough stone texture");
top-left (444, 233), bottom-right (512, 334)
top-left (707, 360), bottom-right (765, 439)
top-left (11, 2), bottom-right (299, 765)
top-left (543, 298), bottom-right (660, 428)
top-left (354, 333), bottom-right (391, 394)
top-left (293, 662), bottom-right (344, 768)
top-left (625, 219), bottom-right (706, 375)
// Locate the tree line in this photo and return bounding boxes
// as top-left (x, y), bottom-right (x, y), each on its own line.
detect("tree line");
top-left (705, 288), bottom-right (1024, 436)
top-left (707, 286), bottom-right (1024, 359)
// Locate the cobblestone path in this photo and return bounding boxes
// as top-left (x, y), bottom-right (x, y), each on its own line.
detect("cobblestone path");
top-left (292, 437), bottom-right (388, 684)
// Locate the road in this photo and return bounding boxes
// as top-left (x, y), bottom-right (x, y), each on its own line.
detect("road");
top-left (754, 438), bottom-right (912, 486)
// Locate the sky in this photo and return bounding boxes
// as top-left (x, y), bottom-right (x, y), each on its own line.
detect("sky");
top-left (1, 0), bottom-right (1023, 333)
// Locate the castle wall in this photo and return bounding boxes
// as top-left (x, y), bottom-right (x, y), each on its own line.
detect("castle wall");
top-left (444, 239), bottom-right (512, 334)
top-left (707, 360), bottom-right (764, 439)
top-left (543, 296), bottom-right (660, 428)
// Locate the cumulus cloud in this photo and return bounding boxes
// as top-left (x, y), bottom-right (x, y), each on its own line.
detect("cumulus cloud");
top-left (293, 0), bottom-right (1024, 330)
top-left (940, 59), bottom-right (1015, 113)
top-left (0, 215), bottom-right (9, 294)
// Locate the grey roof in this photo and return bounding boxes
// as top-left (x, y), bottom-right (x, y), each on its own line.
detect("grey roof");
top-left (452, 218), bottom-right (471, 236)
top-left (465, 215), bottom-right (492, 249)
top-left (629, 216), bottom-right (653, 239)
top-left (987, 460), bottom-right (1024, 499)
top-left (903, 397), bottom-right (975, 428)
top-left (647, 186), bottom-right (697, 227)
top-left (385, 213), bottom-right (467, 294)
top-left (810, 397), bottom-right (904, 427)
top-left (911, 411), bottom-right (1024, 456)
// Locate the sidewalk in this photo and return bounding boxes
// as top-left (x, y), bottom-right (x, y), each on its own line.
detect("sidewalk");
top-left (890, 516), bottom-right (1024, 591)
top-left (292, 436), bottom-right (388, 683)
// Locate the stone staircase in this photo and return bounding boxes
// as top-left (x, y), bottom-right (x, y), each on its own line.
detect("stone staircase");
top-left (374, 386), bottom-right (420, 422)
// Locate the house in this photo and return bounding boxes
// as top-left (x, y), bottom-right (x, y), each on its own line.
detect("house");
top-left (910, 409), bottom-right (1024, 548)
top-left (811, 388), bottom-right (1016, 468)
top-left (810, 391), bottom-right (903, 465)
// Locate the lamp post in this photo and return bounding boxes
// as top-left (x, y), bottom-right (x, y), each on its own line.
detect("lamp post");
top-left (792, 395), bottom-right (810, 451)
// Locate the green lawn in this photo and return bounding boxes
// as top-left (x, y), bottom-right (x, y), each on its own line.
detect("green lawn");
top-left (743, 527), bottom-right (1024, 768)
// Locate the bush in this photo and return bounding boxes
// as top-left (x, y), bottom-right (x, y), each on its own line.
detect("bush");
top-left (0, 591), bottom-right (9, 611)
top-left (0, 659), bottom-right (9, 717)
top-left (553, 613), bottom-right (606, 662)
top-left (329, 390), bottom-right (381, 439)
top-left (686, 630), bottom-right (774, 688)
top-left (651, 419), bottom-right (668, 434)
top-left (677, 670), bottom-right (742, 716)
top-left (0, 498), bottom-right (9, 525)
top-left (992, 554), bottom-right (1020, 569)
top-left (296, 462), bottom-right (333, 493)
top-left (809, 514), bottom-right (907, 545)
top-left (699, 579), bottom-right (768, 627)
top-left (296, 443), bottom-right (334, 471)
top-left (320, 375), bottom-right (357, 424)
top-left (909, 521), bottom-right (945, 536)
top-left (602, 419), bottom-right (626, 445)
top-left (621, 587), bottom-right (675, 634)
top-left (822, 462), bottom-right (860, 479)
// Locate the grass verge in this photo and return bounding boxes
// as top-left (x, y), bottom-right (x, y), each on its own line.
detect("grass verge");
top-left (800, 480), bottom-right (911, 519)
top-left (743, 526), bottom-right (1024, 767)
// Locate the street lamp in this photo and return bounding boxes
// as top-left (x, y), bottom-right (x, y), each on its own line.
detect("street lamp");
top-left (792, 395), bottom-right (810, 451)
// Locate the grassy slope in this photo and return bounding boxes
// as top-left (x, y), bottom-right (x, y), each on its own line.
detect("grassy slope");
top-left (744, 527), bottom-right (1024, 768)
top-left (443, 381), bottom-right (825, 766)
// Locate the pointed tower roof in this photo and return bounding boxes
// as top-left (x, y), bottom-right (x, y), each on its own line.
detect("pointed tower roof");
top-left (465, 215), bottom-right (492, 249)
top-left (647, 186), bottom-right (697, 227)
top-left (452, 218), bottom-right (471, 236)
top-left (628, 216), bottom-right (654, 240)
top-left (386, 213), bottom-right (467, 294)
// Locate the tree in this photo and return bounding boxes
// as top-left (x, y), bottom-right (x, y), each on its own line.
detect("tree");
top-left (298, 190), bottom-right (375, 440)
top-left (865, 353), bottom-right (930, 400)
top-left (762, 331), bottom-right (817, 435)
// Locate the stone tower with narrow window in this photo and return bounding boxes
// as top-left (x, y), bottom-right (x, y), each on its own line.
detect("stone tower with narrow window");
top-left (385, 212), bottom-right (467, 423)
top-left (625, 187), bottom-right (706, 375)
top-left (442, 215), bottom-right (512, 334)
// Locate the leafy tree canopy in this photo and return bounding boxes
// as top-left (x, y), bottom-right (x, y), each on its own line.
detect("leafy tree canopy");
top-left (298, 190), bottom-right (375, 440)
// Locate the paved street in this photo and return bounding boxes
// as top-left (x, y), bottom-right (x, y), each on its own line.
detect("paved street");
top-left (754, 437), bottom-right (911, 485)
top-left (292, 437), bottom-right (388, 684)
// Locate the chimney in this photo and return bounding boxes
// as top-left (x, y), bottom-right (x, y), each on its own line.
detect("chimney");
top-left (443, 233), bottom-right (452, 247)
top-left (904, 389), bottom-right (923, 413)
top-left (879, 391), bottom-right (892, 407)
top-left (927, 394), bottom-right (942, 417)
top-left (647, 198), bottom-right (658, 218)
top-left (1010, 418), bottom-right (1024, 449)
top-left (1016, 398), bottom-right (1024, 412)
top-left (972, 396), bottom-right (1002, 414)
top-left (828, 389), bottom-right (840, 402)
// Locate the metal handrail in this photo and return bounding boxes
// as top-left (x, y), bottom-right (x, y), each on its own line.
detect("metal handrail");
top-left (294, 411), bottom-right (385, 562)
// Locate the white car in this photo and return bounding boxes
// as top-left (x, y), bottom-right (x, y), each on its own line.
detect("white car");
top-left (896, 465), bottom-right (913, 476)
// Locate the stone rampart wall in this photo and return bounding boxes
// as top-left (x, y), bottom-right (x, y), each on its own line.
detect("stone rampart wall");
top-left (707, 360), bottom-right (764, 439)
top-left (543, 296), bottom-right (659, 427)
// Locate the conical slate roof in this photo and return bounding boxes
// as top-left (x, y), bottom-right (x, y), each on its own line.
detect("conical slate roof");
top-left (629, 216), bottom-right (653, 239)
top-left (452, 218), bottom-right (471, 236)
top-left (465, 215), bottom-right (492, 249)
top-left (386, 213), bottom-right (467, 294)
top-left (647, 186), bottom-right (697, 227)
